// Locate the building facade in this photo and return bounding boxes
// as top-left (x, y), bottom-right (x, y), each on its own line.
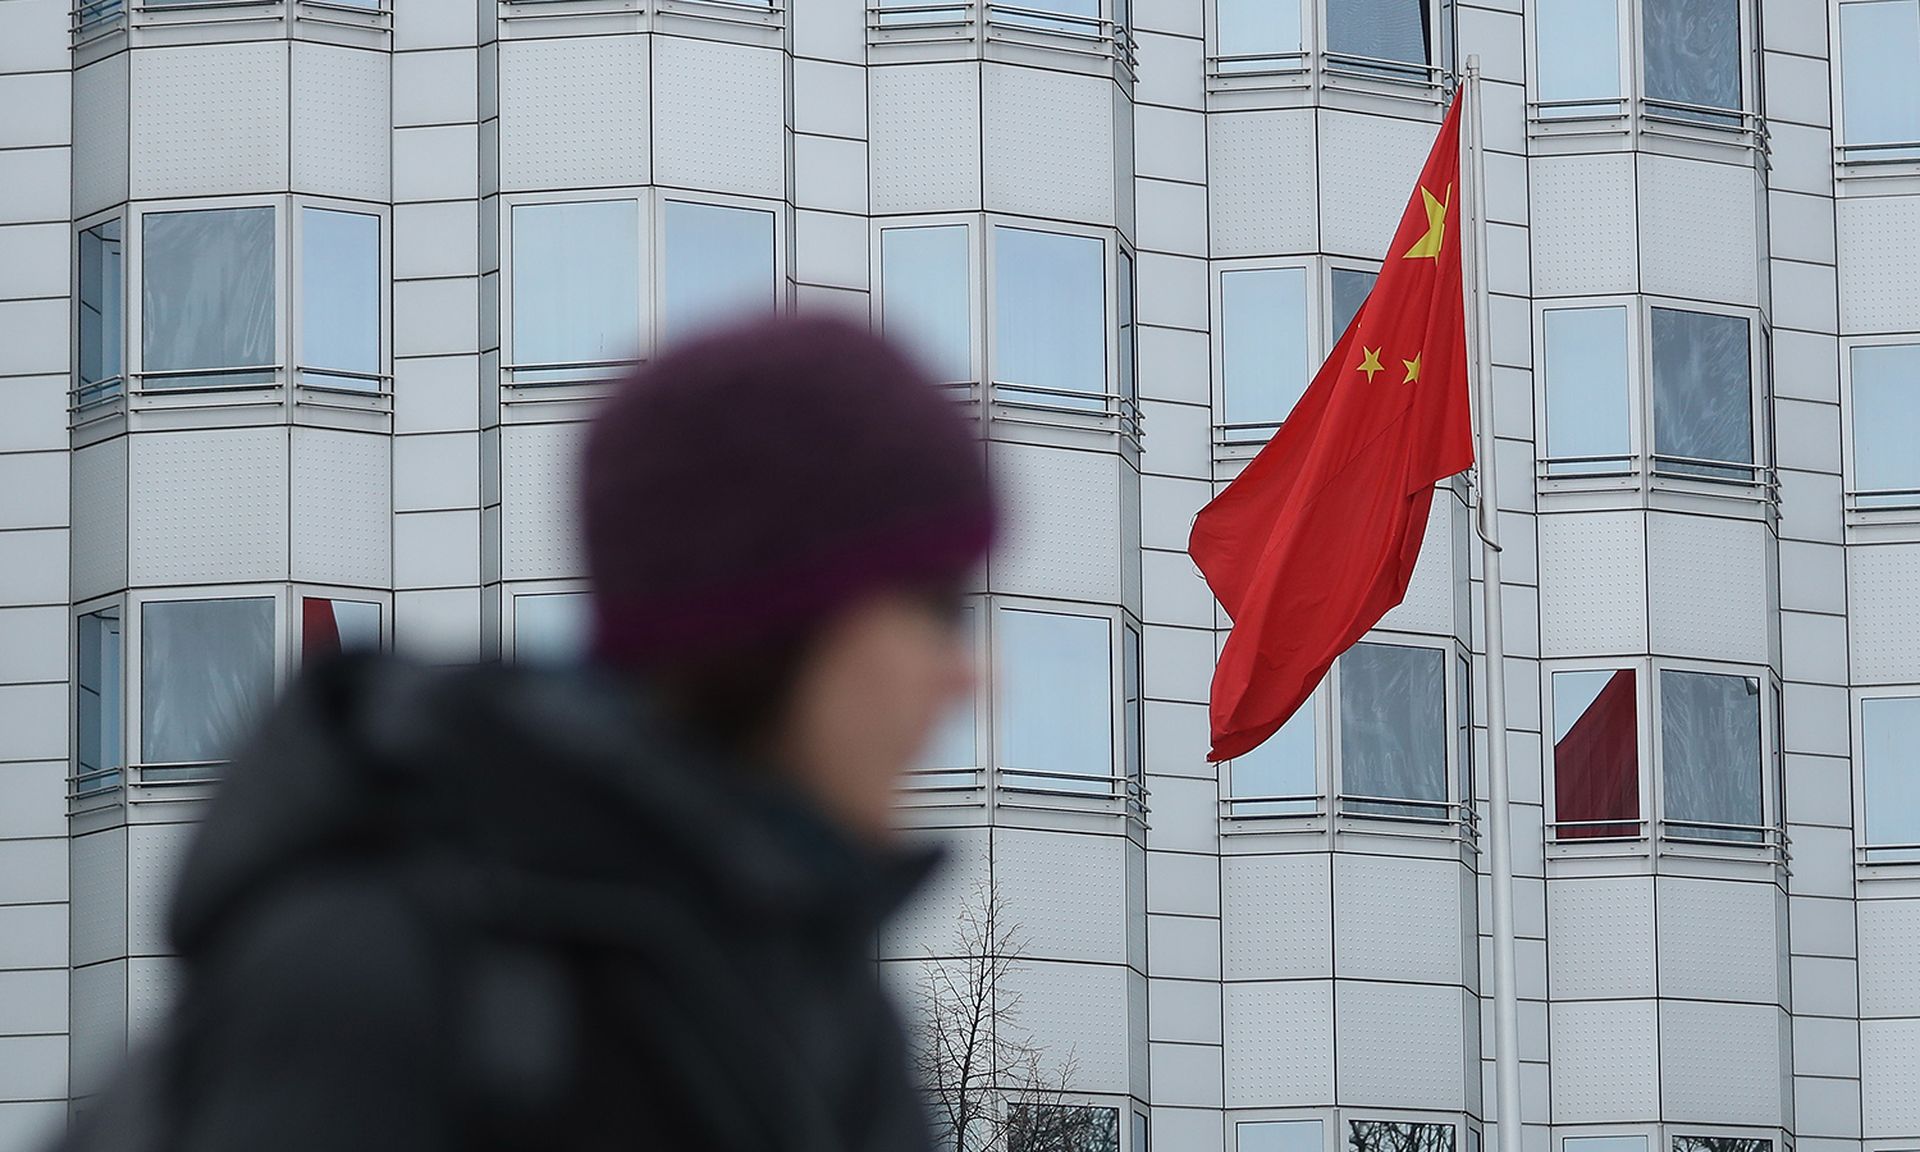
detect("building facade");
top-left (1, 0), bottom-right (1918, 1148)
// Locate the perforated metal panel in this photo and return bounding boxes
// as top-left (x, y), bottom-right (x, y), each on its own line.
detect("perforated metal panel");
top-left (989, 442), bottom-right (1121, 602)
top-left (1333, 854), bottom-right (1461, 984)
top-left (68, 829), bottom-right (126, 968)
top-left (999, 959), bottom-right (1130, 1091)
top-left (1334, 980), bottom-right (1466, 1109)
top-left (1222, 980), bottom-right (1333, 1105)
top-left (1647, 513), bottom-right (1769, 663)
top-left (1207, 110), bottom-right (1316, 257)
top-left (1861, 1018), bottom-right (1920, 1134)
top-left (1547, 999), bottom-right (1659, 1122)
top-left (1221, 853), bottom-right (1330, 980)
top-left (126, 823), bottom-right (194, 958)
top-left (1838, 196), bottom-right (1920, 333)
top-left (882, 828), bottom-right (989, 960)
top-left (291, 42), bottom-right (389, 201)
top-left (871, 64), bottom-right (980, 214)
top-left (130, 429), bottom-right (290, 585)
top-left (1849, 544), bottom-right (1920, 683)
top-left (1376, 497), bottom-right (1456, 636)
top-left (1538, 512), bottom-right (1648, 656)
top-left (1531, 154), bottom-right (1637, 297)
top-left (126, 956), bottom-right (182, 1045)
top-left (72, 54), bottom-right (128, 218)
top-left (501, 421), bottom-right (586, 582)
top-left (501, 34), bottom-right (649, 191)
top-left (652, 37), bottom-right (783, 199)
top-left (1638, 155), bottom-right (1760, 306)
top-left (1858, 898), bottom-right (1920, 1017)
top-left (1319, 111), bottom-right (1436, 259)
top-left (129, 42), bottom-right (289, 198)
top-left (994, 827), bottom-right (1127, 964)
top-left (292, 428), bottom-right (390, 588)
top-left (1656, 877), bottom-right (1780, 1003)
top-left (1659, 1000), bottom-right (1785, 1124)
top-left (71, 437), bottom-right (128, 603)
top-left (983, 64), bottom-right (1112, 225)
top-left (68, 959), bottom-right (126, 1099)
top-left (1546, 877), bottom-right (1655, 999)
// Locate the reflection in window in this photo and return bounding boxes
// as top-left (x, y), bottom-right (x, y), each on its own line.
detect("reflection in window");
top-left (1232, 693), bottom-right (1317, 814)
top-left (301, 598), bottom-right (381, 666)
top-left (1348, 1120), bottom-right (1455, 1152)
top-left (511, 200), bottom-right (640, 382)
top-left (1326, 0), bottom-right (1430, 71)
top-left (301, 208), bottom-right (380, 390)
top-left (1330, 267), bottom-right (1376, 342)
top-left (1535, 0), bottom-right (1621, 116)
top-left (1241, 1119), bottom-right (1324, 1152)
top-left (1221, 267), bottom-right (1309, 437)
top-left (881, 225), bottom-right (972, 384)
top-left (1661, 669), bottom-right (1764, 842)
top-left (1565, 1137), bottom-right (1649, 1152)
top-left (1849, 344), bottom-right (1920, 505)
top-left (1008, 1104), bottom-right (1120, 1152)
top-left (79, 221), bottom-right (124, 398)
top-left (1543, 306), bottom-right (1631, 473)
top-left (1862, 696), bottom-right (1920, 860)
top-left (1642, 0), bottom-right (1742, 120)
top-left (141, 598), bottom-right (275, 769)
top-left (1217, 0), bottom-right (1304, 71)
top-left (1650, 308), bottom-right (1752, 478)
top-left (663, 201), bottom-right (776, 345)
top-left (77, 608), bottom-right (124, 792)
top-left (993, 226), bottom-right (1106, 409)
top-left (513, 592), bottom-right (592, 666)
top-left (915, 606), bottom-right (978, 788)
top-left (1340, 642), bottom-right (1448, 818)
top-left (142, 207), bottom-right (275, 389)
top-left (1671, 1138), bottom-right (1770, 1152)
top-left (990, 0), bottom-right (1101, 35)
top-left (1840, 0), bottom-right (1920, 156)
top-left (999, 609), bottom-right (1112, 791)
top-left (1553, 669), bottom-right (1640, 838)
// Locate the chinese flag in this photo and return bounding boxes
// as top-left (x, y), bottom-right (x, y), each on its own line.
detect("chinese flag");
top-left (1190, 92), bottom-right (1475, 762)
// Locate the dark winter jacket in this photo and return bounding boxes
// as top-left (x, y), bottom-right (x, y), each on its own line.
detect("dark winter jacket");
top-left (64, 655), bottom-right (939, 1152)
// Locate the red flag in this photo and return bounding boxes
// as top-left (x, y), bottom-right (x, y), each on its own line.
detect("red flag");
top-left (1189, 92), bottom-right (1475, 762)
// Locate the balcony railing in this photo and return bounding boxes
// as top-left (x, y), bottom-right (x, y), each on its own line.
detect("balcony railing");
top-left (868, 0), bottom-right (1135, 70)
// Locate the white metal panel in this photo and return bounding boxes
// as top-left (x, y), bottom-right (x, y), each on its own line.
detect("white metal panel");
top-left (652, 37), bottom-right (784, 199)
top-left (1148, 770), bottom-right (1221, 852)
top-left (794, 136), bottom-right (869, 216)
top-left (393, 587), bottom-right (483, 662)
top-left (0, 970), bottom-right (66, 1038)
top-left (0, 299), bottom-right (65, 376)
top-left (67, 960), bottom-right (124, 1099)
top-left (994, 827), bottom-right (1127, 964)
top-left (393, 201), bottom-right (478, 282)
top-left (500, 34), bottom-right (649, 191)
top-left (792, 59), bottom-right (866, 139)
top-left (1838, 195), bottom-right (1920, 333)
top-left (1376, 497), bottom-right (1456, 636)
top-left (1334, 980), bottom-right (1466, 1110)
top-left (1657, 877), bottom-right (1781, 1003)
top-left (1793, 1015), bottom-right (1861, 1080)
top-left (1222, 979), bottom-right (1333, 1106)
top-left (1531, 153), bottom-right (1637, 296)
top-left (1849, 544), bottom-right (1920, 683)
top-left (393, 124), bottom-right (479, 203)
top-left (1143, 547), bottom-right (1213, 628)
top-left (126, 956), bottom-right (183, 1046)
top-left (1319, 111), bottom-right (1434, 259)
top-left (870, 64), bottom-right (980, 213)
top-left (126, 823), bottom-right (195, 958)
top-left (0, 374), bottom-right (65, 454)
top-left (72, 53), bottom-right (128, 218)
top-left (291, 428), bottom-right (391, 588)
top-left (393, 0), bottom-right (474, 49)
top-left (1333, 854), bottom-right (1461, 984)
top-left (882, 827), bottom-right (988, 959)
top-left (1150, 977), bottom-right (1222, 1044)
top-left (0, 683), bottom-right (63, 761)
top-left (1861, 1017), bottom-right (1920, 1135)
top-left (69, 828), bottom-right (126, 969)
top-left (1147, 847), bottom-right (1219, 918)
top-left (393, 47), bottom-right (476, 128)
top-left (999, 959), bottom-right (1130, 1091)
top-left (1647, 512), bottom-right (1769, 663)
top-left (0, 148), bottom-right (65, 226)
top-left (0, 904), bottom-right (66, 970)
top-left (0, 839), bottom-right (66, 906)
top-left (1793, 955), bottom-right (1860, 1020)
top-left (983, 64), bottom-right (1113, 225)
top-left (393, 509), bottom-right (481, 589)
top-left (501, 421), bottom-right (586, 582)
top-left (1138, 177), bottom-right (1208, 259)
top-left (393, 277), bottom-right (480, 357)
top-left (0, 761), bottom-right (63, 841)
top-left (1135, 105), bottom-right (1205, 184)
top-left (1148, 912), bottom-right (1221, 980)
top-left (1151, 1041), bottom-right (1224, 1108)
top-left (1547, 877), bottom-right (1655, 999)
top-left (1858, 897), bottom-right (1920, 1017)
top-left (1547, 999), bottom-right (1659, 1122)
top-left (990, 442), bottom-right (1121, 602)
top-left (1207, 110), bottom-right (1316, 257)
top-left (290, 42), bottom-right (389, 202)
top-left (1781, 540), bottom-right (1847, 615)
top-left (129, 42), bottom-right (289, 198)
top-left (1659, 1000), bottom-right (1785, 1124)
top-left (70, 436), bottom-right (128, 603)
top-left (1538, 512), bottom-right (1648, 656)
top-left (129, 428), bottom-right (289, 586)
top-left (393, 432), bottom-right (476, 514)
top-left (1638, 154), bottom-right (1761, 305)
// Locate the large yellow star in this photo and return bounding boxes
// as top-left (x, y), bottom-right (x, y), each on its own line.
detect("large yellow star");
top-left (1402, 183), bottom-right (1451, 261)
top-left (1356, 346), bottom-right (1384, 382)
top-left (1402, 352), bottom-right (1423, 383)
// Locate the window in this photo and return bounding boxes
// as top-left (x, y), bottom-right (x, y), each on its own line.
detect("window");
top-left (77, 608), bottom-right (124, 793)
top-left (140, 598), bottom-right (275, 770)
top-left (1241, 1120), bottom-right (1324, 1152)
top-left (1641, 0), bottom-right (1743, 122)
top-left (1216, 0), bottom-right (1305, 71)
top-left (1534, 0), bottom-right (1621, 116)
top-left (1326, 0), bottom-right (1431, 73)
top-left (79, 220), bottom-right (123, 399)
top-left (1118, 247), bottom-right (1137, 412)
top-left (1132, 1112), bottom-right (1149, 1152)
top-left (142, 207), bottom-right (275, 389)
top-left (1123, 622), bottom-right (1143, 799)
top-left (915, 605), bottom-right (979, 788)
top-left (1231, 693), bottom-right (1318, 815)
top-left (1330, 267), bottom-right (1375, 342)
top-left (1661, 669), bottom-right (1764, 843)
top-left (1348, 1121), bottom-right (1454, 1152)
top-left (1553, 668), bottom-right (1640, 839)
top-left (993, 226), bottom-right (1107, 410)
top-left (1649, 307), bottom-right (1753, 479)
top-left (880, 225), bottom-right (973, 384)
top-left (513, 592), bottom-right (592, 665)
top-left (1007, 1104), bottom-right (1121, 1152)
top-left (300, 598), bottom-right (381, 666)
top-left (662, 200), bottom-right (776, 345)
top-left (510, 200), bottom-right (641, 382)
top-left (300, 208), bottom-right (380, 391)
top-left (1849, 344), bottom-right (1920, 506)
top-left (1863, 696), bottom-right (1920, 860)
top-left (1543, 306), bottom-right (1631, 474)
top-left (1220, 266), bottom-right (1310, 439)
top-left (1565, 1138), bottom-right (1648, 1152)
top-left (1671, 1139), bottom-right (1769, 1152)
top-left (994, 0), bottom-right (1103, 36)
top-left (1340, 642), bottom-right (1449, 819)
top-left (998, 609), bottom-right (1112, 793)
top-left (1840, 0), bottom-right (1920, 158)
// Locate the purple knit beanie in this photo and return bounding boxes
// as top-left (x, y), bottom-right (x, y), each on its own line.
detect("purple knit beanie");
top-left (582, 314), bottom-right (997, 668)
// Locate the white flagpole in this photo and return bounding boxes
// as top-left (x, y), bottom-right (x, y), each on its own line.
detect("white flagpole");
top-left (1462, 55), bottom-right (1526, 1152)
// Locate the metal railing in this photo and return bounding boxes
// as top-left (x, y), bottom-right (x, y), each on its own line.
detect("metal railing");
top-left (1220, 791), bottom-right (1325, 822)
top-left (1548, 816), bottom-right (1650, 844)
top-left (503, 358), bottom-right (633, 387)
top-left (1638, 96), bottom-right (1767, 151)
top-left (989, 380), bottom-right (1143, 442)
top-left (1846, 486), bottom-right (1920, 512)
top-left (992, 766), bottom-right (1150, 823)
top-left (1856, 841), bottom-right (1920, 867)
top-left (868, 0), bottom-right (1133, 67)
top-left (1838, 140), bottom-right (1920, 168)
top-left (1655, 818), bottom-right (1791, 867)
top-left (70, 761), bottom-right (223, 807)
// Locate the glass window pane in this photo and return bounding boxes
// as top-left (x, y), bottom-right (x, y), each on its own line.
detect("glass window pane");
top-left (1553, 669), bottom-right (1640, 838)
top-left (1661, 669), bottom-right (1764, 842)
top-left (1642, 0), bottom-right (1743, 117)
top-left (1566, 1139), bottom-right (1647, 1152)
top-left (1218, 0), bottom-right (1304, 66)
top-left (301, 208), bottom-right (380, 389)
top-left (1340, 642), bottom-right (1448, 818)
top-left (1327, 0), bottom-right (1430, 66)
top-left (1841, 0), bottom-right (1920, 149)
top-left (1330, 267), bottom-right (1376, 342)
top-left (1863, 696), bottom-right (1920, 857)
top-left (1850, 343), bottom-right (1920, 501)
top-left (511, 200), bottom-right (640, 379)
top-left (1672, 1138), bottom-right (1770, 1152)
top-left (1119, 248), bottom-right (1137, 409)
top-left (77, 608), bottom-right (124, 789)
top-left (993, 226), bottom-right (1106, 407)
top-left (301, 598), bottom-right (381, 666)
top-left (142, 207), bottom-right (275, 389)
top-left (1348, 1121), bottom-right (1455, 1152)
top-left (881, 225), bottom-right (972, 384)
top-left (1009, 1105), bottom-right (1120, 1152)
top-left (1241, 1120), bottom-right (1324, 1152)
top-left (141, 598), bottom-right (275, 765)
top-left (1536, 0), bottom-right (1621, 113)
top-left (79, 220), bottom-right (124, 392)
top-left (513, 592), bottom-right (593, 666)
top-left (1544, 306), bottom-right (1632, 471)
top-left (1123, 622), bottom-right (1143, 791)
top-left (663, 200), bottom-right (776, 344)
top-left (1651, 307), bottom-right (1752, 476)
top-left (1232, 694), bottom-right (1317, 814)
top-left (994, 0), bottom-right (1099, 34)
top-left (1221, 267), bottom-right (1310, 433)
top-left (999, 609), bottom-right (1112, 789)
top-left (917, 606), bottom-right (978, 781)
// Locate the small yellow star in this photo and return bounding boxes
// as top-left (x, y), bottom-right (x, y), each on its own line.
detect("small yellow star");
top-left (1402, 352), bottom-right (1422, 383)
top-left (1356, 346), bottom-right (1384, 382)
top-left (1403, 184), bottom-right (1451, 261)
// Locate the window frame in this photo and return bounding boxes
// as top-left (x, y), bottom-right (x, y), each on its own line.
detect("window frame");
top-left (1211, 256), bottom-right (1320, 453)
top-left (653, 189), bottom-right (787, 349)
top-left (989, 597), bottom-right (1129, 810)
top-left (870, 213), bottom-right (985, 400)
top-left (1634, 0), bottom-right (1759, 127)
top-left (1325, 258), bottom-right (1381, 347)
top-left (1534, 296), bottom-right (1642, 483)
top-left (1649, 658), bottom-right (1784, 857)
top-left (1330, 633), bottom-right (1473, 834)
top-left (1839, 334), bottom-right (1920, 527)
top-left (1223, 681), bottom-right (1330, 822)
top-left (902, 596), bottom-right (991, 802)
top-left (1524, 0), bottom-right (1631, 122)
top-left (292, 584), bottom-right (391, 668)
top-left (499, 189), bottom-right (651, 388)
top-left (1853, 686), bottom-right (1920, 868)
top-left (1543, 658), bottom-right (1655, 847)
top-left (1831, 0), bottom-right (1920, 172)
top-left (124, 194), bottom-right (288, 397)
top-left (71, 595), bottom-right (127, 800)
top-left (504, 582), bottom-right (595, 666)
top-left (1235, 1113), bottom-right (1334, 1152)
top-left (290, 196), bottom-right (392, 396)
